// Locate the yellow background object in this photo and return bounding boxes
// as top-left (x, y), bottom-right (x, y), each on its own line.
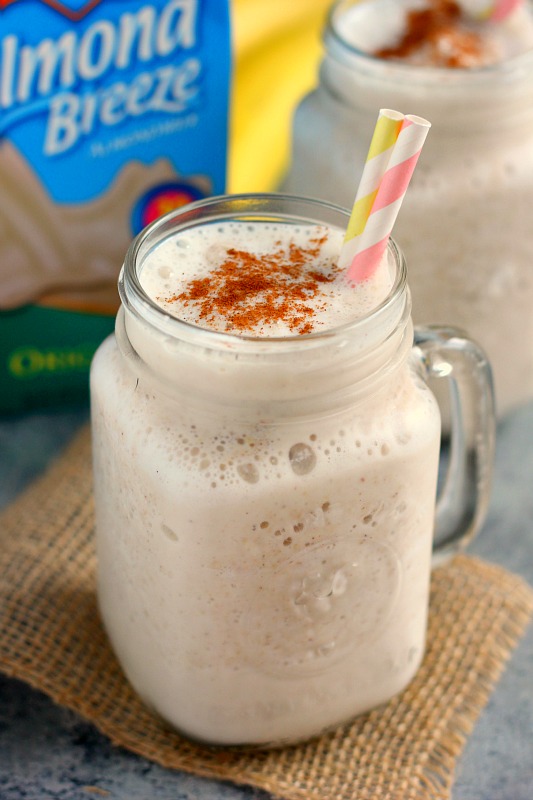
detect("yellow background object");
top-left (229, 0), bottom-right (334, 193)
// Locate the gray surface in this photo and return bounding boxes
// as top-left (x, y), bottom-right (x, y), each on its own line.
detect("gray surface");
top-left (0, 404), bottom-right (532, 799)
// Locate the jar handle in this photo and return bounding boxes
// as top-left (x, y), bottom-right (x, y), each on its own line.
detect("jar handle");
top-left (413, 326), bottom-right (496, 566)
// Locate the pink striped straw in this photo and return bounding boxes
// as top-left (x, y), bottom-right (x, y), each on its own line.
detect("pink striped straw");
top-left (343, 114), bottom-right (431, 284)
top-left (489, 0), bottom-right (522, 21)
top-left (339, 109), bottom-right (404, 272)
top-left (468, 0), bottom-right (523, 21)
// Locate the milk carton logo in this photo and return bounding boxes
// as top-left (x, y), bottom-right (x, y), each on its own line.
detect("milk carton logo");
top-left (0, 0), bottom-right (104, 21)
top-left (0, 0), bottom-right (228, 204)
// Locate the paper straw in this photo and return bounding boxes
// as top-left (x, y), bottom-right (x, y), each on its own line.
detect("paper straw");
top-left (343, 114), bottom-right (431, 284)
top-left (339, 109), bottom-right (404, 270)
top-left (488, 0), bottom-right (522, 21)
top-left (465, 0), bottom-right (522, 20)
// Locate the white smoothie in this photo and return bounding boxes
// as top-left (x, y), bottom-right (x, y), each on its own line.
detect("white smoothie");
top-left (283, 0), bottom-right (533, 416)
top-left (90, 213), bottom-right (442, 745)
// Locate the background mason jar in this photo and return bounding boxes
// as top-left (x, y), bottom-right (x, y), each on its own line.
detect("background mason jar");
top-left (282, 0), bottom-right (533, 418)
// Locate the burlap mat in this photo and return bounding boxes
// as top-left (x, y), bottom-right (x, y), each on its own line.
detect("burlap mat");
top-left (1, 426), bottom-right (532, 800)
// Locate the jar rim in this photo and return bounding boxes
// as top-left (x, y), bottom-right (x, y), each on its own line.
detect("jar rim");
top-left (119, 192), bottom-right (409, 356)
top-left (325, 0), bottom-right (533, 86)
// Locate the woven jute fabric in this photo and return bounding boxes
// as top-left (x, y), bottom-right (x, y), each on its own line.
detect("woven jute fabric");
top-left (1, 426), bottom-right (532, 800)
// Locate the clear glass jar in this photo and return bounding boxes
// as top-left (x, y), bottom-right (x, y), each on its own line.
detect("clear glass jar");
top-left (282, 0), bottom-right (533, 417)
top-left (90, 194), bottom-right (495, 747)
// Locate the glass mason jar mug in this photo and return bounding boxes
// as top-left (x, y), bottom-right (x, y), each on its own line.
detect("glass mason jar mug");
top-left (282, 0), bottom-right (533, 417)
top-left (90, 194), bottom-right (495, 747)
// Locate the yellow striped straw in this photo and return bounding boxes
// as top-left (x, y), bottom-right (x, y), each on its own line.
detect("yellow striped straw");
top-left (344, 114), bottom-right (431, 284)
top-left (339, 109), bottom-right (404, 269)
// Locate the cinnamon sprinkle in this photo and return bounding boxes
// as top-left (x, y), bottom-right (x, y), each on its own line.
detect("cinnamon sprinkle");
top-left (375, 0), bottom-right (489, 68)
top-left (164, 232), bottom-right (340, 335)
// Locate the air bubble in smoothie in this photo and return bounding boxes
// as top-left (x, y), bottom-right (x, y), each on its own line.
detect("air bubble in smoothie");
top-left (289, 443), bottom-right (317, 475)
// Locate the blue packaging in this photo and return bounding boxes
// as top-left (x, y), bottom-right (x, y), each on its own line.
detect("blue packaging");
top-left (0, 0), bottom-right (231, 412)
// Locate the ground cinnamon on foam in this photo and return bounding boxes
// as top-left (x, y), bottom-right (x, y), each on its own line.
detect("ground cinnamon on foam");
top-left (164, 231), bottom-right (340, 336)
top-left (375, 0), bottom-right (488, 68)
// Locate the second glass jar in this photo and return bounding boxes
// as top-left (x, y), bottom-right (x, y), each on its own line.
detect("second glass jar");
top-left (283, 0), bottom-right (533, 417)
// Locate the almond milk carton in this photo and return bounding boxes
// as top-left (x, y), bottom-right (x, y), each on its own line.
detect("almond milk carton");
top-left (0, 0), bottom-right (231, 412)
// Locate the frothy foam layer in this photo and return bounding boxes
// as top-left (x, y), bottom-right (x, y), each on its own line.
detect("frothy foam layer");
top-left (339, 0), bottom-right (533, 67)
top-left (139, 221), bottom-right (394, 337)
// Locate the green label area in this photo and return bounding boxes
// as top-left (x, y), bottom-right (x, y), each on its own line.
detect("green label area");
top-left (0, 305), bottom-right (115, 414)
